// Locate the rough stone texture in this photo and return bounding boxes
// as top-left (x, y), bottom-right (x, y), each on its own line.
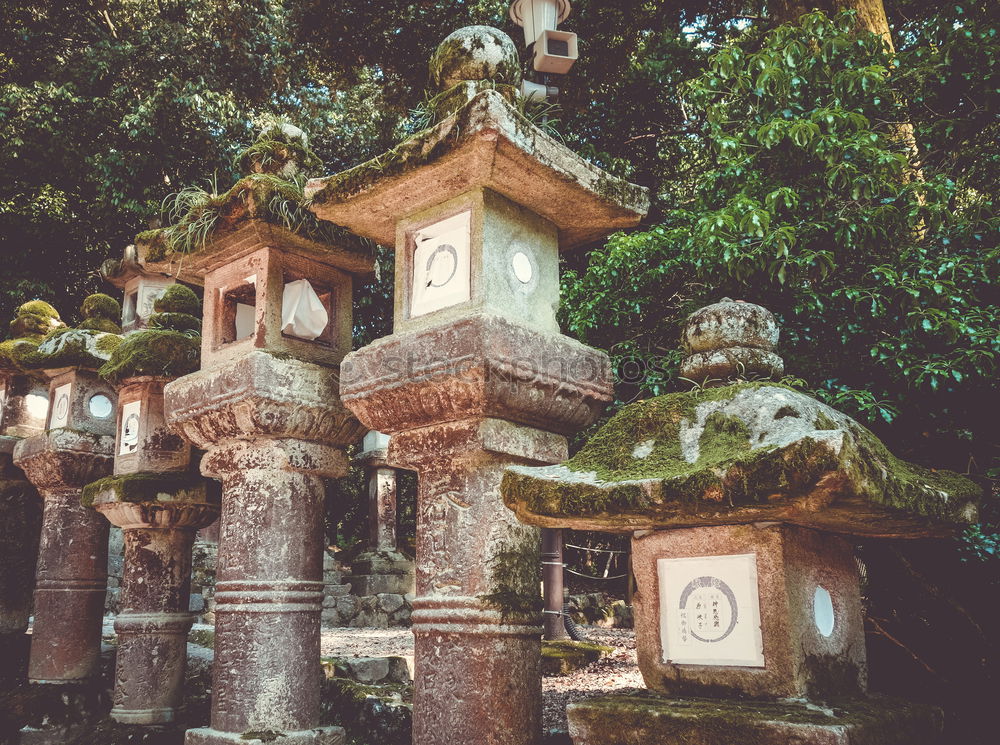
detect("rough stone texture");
top-left (113, 377), bottom-right (191, 475)
top-left (632, 524), bottom-right (866, 700)
top-left (323, 656), bottom-right (413, 686)
top-left (0, 440), bottom-right (42, 677)
top-left (341, 314), bottom-right (612, 438)
top-left (42, 369), bottom-right (118, 436)
top-left (428, 26), bottom-right (520, 91)
top-left (541, 641), bottom-right (614, 677)
top-left (679, 298), bottom-right (783, 383)
top-left (165, 351), bottom-right (363, 448)
top-left (366, 467), bottom-right (398, 552)
top-left (502, 382), bottom-right (981, 537)
top-left (305, 89), bottom-right (649, 251)
top-left (185, 231), bottom-right (363, 370)
top-left (13, 428), bottom-right (114, 682)
top-left (166, 343), bottom-right (358, 745)
top-left (567, 694), bottom-right (944, 745)
top-left (90, 476), bottom-right (219, 724)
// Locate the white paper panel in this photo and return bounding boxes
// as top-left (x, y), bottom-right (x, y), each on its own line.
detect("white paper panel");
top-left (50, 383), bottom-right (72, 429)
top-left (411, 211), bottom-right (471, 318)
top-left (658, 553), bottom-right (764, 667)
top-left (119, 399), bottom-right (142, 455)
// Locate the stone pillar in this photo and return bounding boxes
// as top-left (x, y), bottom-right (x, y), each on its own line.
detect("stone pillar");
top-left (192, 440), bottom-right (337, 741)
top-left (541, 528), bottom-right (569, 641)
top-left (368, 466), bottom-right (397, 552)
top-left (91, 495), bottom-right (217, 723)
top-left (0, 436), bottom-right (42, 681)
top-left (155, 192), bottom-right (372, 743)
top-left (14, 429), bottom-right (114, 682)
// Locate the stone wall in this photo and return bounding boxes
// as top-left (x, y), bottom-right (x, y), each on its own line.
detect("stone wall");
top-left (321, 552), bottom-right (413, 628)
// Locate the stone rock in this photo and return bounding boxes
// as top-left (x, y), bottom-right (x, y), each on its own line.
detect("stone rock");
top-left (541, 641), bottom-right (613, 677)
top-left (377, 593), bottom-right (405, 614)
top-left (680, 299), bottom-right (783, 383)
top-left (567, 694), bottom-right (944, 745)
top-left (502, 382), bottom-right (981, 537)
top-left (428, 26), bottom-right (521, 91)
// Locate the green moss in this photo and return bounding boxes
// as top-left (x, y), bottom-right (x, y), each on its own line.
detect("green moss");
top-left (478, 524), bottom-right (541, 622)
top-left (154, 284), bottom-right (200, 315)
top-left (568, 693), bottom-right (942, 745)
top-left (503, 381), bottom-right (981, 526)
top-left (188, 628), bottom-right (215, 649)
top-left (135, 228), bottom-right (169, 262)
top-left (240, 732), bottom-right (286, 743)
top-left (148, 312), bottom-right (201, 332)
top-left (541, 640), bottom-right (614, 676)
top-left (99, 328), bottom-right (199, 383)
top-left (79, 317), bottom-right (121, 333)
top-left (0, 338), bottom-right (39, 371)
top-left (19, 328), bottom-right (116, 371)
top-left (81, 471), bottom-right (216, 509)
top-left (7, 300), bottom-right (63, 339)
top-left (81, 293), bottom-right (121, 321)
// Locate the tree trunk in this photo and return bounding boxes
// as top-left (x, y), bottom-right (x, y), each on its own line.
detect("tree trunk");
top-left (771, 0), bottom-right (892, 50)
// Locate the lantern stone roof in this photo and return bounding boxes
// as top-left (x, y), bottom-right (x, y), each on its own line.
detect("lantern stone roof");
top-left (6, 296), bottom-right (120, 375)
top-left (0, 300), bottom-right (65, 374)
top-left (501, 381), bottom-right (981, 538)
top-left (305, 85), bottom-right (649, 250)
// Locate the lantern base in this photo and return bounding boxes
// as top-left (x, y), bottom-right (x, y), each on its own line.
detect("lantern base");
top-left (567, 695), bottom-right (943, 745)
top-left (185, 726), bottom-right (345, 745)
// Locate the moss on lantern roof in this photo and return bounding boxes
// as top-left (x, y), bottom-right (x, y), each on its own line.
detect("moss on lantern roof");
top-left (98, 329), bottom-right (200, 384)
top-left (19, 328), bottom-right (121, 371)
top-left (144, 172), bottom-right (369, 262)
top-left (0, 300), bottom-right (66, 372)
top-left (82, 470), bottom-right (219, 509)
top-left (154, 284), bottom-right (200, 316)
top-left (501, 382), bottom-right (982, 537)
top-left (80, 293), bottom-right (121, 322)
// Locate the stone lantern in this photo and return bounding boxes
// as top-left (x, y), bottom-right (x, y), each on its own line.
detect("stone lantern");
top-left (161, 124), bottom-right (373, 745)
top-left (306, 26), bottom-right (648, 745)
top-left (345, 431), bottom-right (415, 598)
top-left (501, 300), bottom-right (981, 744)
top-left (83, 283), bottom-right (219, 726)
top-left (0, 301), bottom-right (58, 679)
top-left (101, 243), bottom-right (178, 333)
top-left (13, 295), bottom-right (120, 685)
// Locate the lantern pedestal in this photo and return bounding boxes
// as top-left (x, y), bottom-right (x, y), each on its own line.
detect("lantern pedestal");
top-left (0, 436), bottom-right (41, 685)
top-left (13, 428), bottom-right (113, 683)
top-left (166, 351), bottom-right (363, 745)
top-left (86, 474), bottom-right (218, 724)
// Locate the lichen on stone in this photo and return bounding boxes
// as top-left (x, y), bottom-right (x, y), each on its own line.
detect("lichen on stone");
top-left (81, 471), bottom-right (217, 509)
top-left (501, 382), bottom-right (982, 533)
top-left (479, 524), bottom-right (542, 622)
top-left (19, 327), bottom-right (119, 371)
top-left (99, 327), bottom-right (199, 383)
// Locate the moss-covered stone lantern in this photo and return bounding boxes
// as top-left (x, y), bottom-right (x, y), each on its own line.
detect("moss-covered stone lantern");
top-left (501, 300), bottom-right (981, 745)
top-left (157, 122), bottom-right (373, 745)
top-left (101, 243), bottom-right (180, 333)
top-left (12, 295), bottom-right (121, 686)
top-left (0, 301), bottom-right (59, 679)
top-left (306, 26), bottom-right (648, 745)
top-left (83, 283), bottom-right (219, 726)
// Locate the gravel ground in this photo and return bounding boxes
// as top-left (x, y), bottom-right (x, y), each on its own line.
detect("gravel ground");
top-left (319, 625), bottom-right (643, 734)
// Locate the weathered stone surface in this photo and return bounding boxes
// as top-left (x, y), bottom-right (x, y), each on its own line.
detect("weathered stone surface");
top-left (502, 382), bottom-right (981, 537)
top-left (165, 351), bottom-right (364, 452)
top-left (0, 448), bottom-right (41, 678)
top-left (429, 26), bottom-right (520, 91)
top-left (541, 641), bottom-right (614, 677)
top-left (341, 314), bottom-right (613, 437)
top-left (683, 299), bottom-right (780, 354)
top-left (679, 346), bottom-right (784, 384)
top-left (567, 694), bottom-right (944, 745)
top-left (112, 377), bottom-right (191, 475)
top-left (633, 524), bottom-right (866, 699)
top-left (305, 89), bottom-right (649, 251)
top-left (90, 476), bottom-right (219, 724)
top-left (14, 429), bottom-right (113, 683)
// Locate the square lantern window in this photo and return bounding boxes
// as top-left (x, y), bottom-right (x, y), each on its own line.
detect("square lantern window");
top-left (44, 370), bottom-right (117, 437)
top-left (0, 373), bottom-right (49, 439)
top-left (200, 242), bottom-right (352, 369)
top-left (114, 379), bottom-right (190, 475)
top-left (395, 189), bottom-right (560, 335)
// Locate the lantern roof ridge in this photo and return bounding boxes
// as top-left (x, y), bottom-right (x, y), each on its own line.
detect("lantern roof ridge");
top-left (305, 88), bottom-right (649, 250)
